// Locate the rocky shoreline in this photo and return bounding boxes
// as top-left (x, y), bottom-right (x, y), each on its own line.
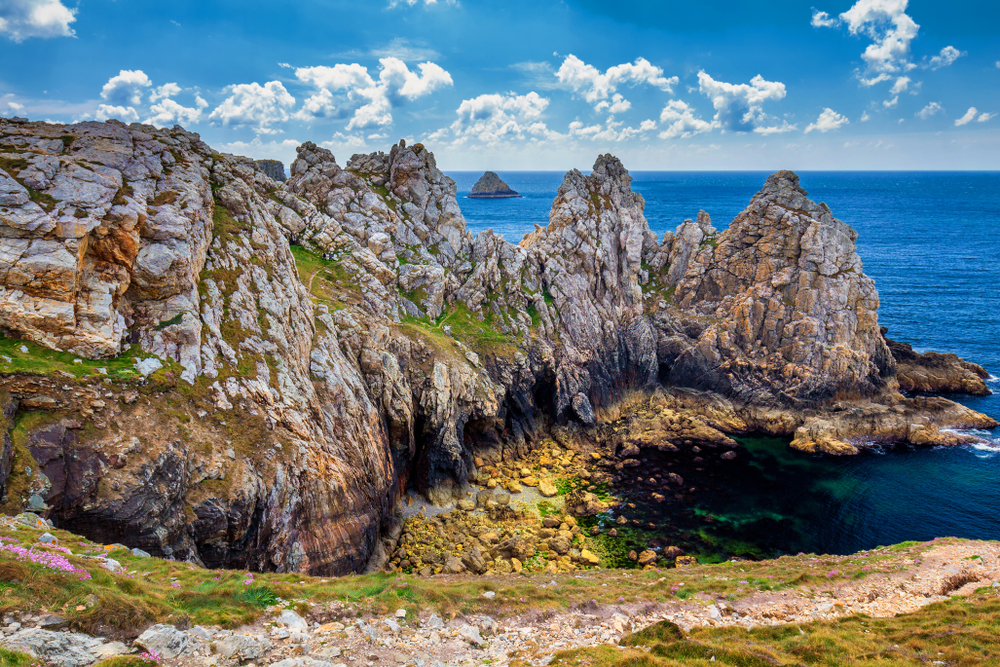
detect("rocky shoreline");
top-left (0, 117), bottom-right (995, 574)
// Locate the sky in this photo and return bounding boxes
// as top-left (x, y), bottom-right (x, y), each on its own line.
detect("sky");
top-left (1, 0), bottom-right (998, 171)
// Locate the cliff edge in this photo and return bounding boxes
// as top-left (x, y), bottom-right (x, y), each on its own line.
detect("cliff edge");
top-left (0, 118), bottom-right (993, 574)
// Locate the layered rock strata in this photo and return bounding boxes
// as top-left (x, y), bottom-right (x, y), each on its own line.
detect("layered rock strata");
top-left (0, 118), bottom-right (994, 573)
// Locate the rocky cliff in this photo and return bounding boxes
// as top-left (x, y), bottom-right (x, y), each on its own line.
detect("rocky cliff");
top-left (0, 117), bottom-right (994, 574)
top-left (253, 159), bottom-right (286, 182)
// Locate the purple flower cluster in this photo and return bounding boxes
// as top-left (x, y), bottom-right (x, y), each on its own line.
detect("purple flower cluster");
top-left (0, 542), bottom-right (91, 580)
top-left (243, 571), bottom-right (255, 586)
top-left (137, 650), bottom-right (161, 664)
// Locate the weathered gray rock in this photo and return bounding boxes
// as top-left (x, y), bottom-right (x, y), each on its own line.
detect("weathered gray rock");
top-left (134, 624), bottom-right (190, 659)
top-left (216, 634), bottom-right (272, 660)
top-left (277, 609), bottom-right (309, 632)
top-left (2, 628), bottom-right (128, 667)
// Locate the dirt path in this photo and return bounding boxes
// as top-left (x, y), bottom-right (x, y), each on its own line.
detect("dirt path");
top-left (150, 540), bottom-right (1000, 667)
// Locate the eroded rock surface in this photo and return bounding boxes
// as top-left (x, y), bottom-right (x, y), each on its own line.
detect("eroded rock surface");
top-left (0, 118), bottom-right (994, 573)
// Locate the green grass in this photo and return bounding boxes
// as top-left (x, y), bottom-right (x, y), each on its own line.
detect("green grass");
top-left (289, 244), bottom-right (361, 311)
top-left (0, 521), bottom-right (950, 640)
top-left (0, 648), bottom-right (34, 667)
top-left (0, 334), bottom-right (178, 383)
top-left (551, 586), bottom-right (1000, 667)
top-left (400, 301), bottom-right (519, 357)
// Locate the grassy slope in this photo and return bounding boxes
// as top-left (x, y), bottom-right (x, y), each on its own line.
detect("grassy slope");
top-left (1, 521), bottom-right (994, 658)
top-left (551, 588), bottom-right (1000, 667)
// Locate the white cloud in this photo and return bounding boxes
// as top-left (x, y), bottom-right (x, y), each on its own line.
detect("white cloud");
top-left (145, 96), bottom-right (209, 128)
top-left (861, 111), bottom-right (871, 121)
top-left (754, 120), bottom-right (798, 135)
top-left (568, 117), bottom-right (657, 142)
top-left (976, 112), bottom-right (996, 123)
top-left (595, 93), bottom-right (631, 115)
top-left (889, 76), bottom-right (910, 94)
top-left (387, 0), bottom-right (457, 7)
top-left (149, 83), bottom-right (182, 103)
top-left (219, 137), bottom-right (301, 167)
top-left (811, 9), bottom-right (838, 27)
top-left (95, 105), bottom-right (139, 123)
top-left (805, 108), bottom-right (850, 133)
top-left (696, 71), bottom-right (786, 133)
top-left (927, 46), bottom-right (963, 70)
top-left (101, 70), bottom-right (152, 107)
top-left (955, 107), bottom-right (977, 126)
top-left (0, 0), bottom-right (76, 42)
top-left (434, 91), bottom-right (556, 146)
top-left (209, 81), bottom-right (296, 134)
top-left (815, 0), bottom-right (920, 73)
top-left (556, 54), bottom-right (678, 109)
top-left (859, 73), bottom-right (892, 86)
top-left (658, 99), bottom-right (714, 139)
top-left (294, 57), bottom-right (452, 130)
top-left (321, 132), bottom-right (369, 150)
top-left (883, 96), bottom-right (898, 108)
top-left (916, 102), bottom-right (942, 119)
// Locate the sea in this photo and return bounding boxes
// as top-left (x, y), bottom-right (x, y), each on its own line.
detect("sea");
top-left (448, 170), bottom-right (1000, 559)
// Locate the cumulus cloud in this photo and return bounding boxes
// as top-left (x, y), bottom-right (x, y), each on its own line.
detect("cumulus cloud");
top-left (927, 46), bottom-right (963, 69)
top-left (889, 76), bottom-right (910, 94)
top-left (433, 91), bottom-right (556, 146)
top-left (595, 93), bottom-right (631, 115)
top-left (883, 96), bottom-right (898, 108)
top-left (658, 100), bottom-right (713, 139)
top-left (209, 81), bottom-right (296, 134)
top-left (696, 71), bottom-right (786, 133)
top-left (977, 112), bottom-right (996, 123)
top-left (95, 105), bottom-right (139, 123)
top-left (916, 102), bottom-right (942, 119)
top-left (149, 83), bottom-right (182, 103)
top-left (814, 0), bottom-right (920, 73)
top-left (810, 9), bottom-right (838, 27)
top-left (146, 96), bottom-right (209, 128)
top-left (954, 107), bottom-right (978, 126)
top-left (0, 0), bottom-right (76, 42)
top-left (861, 111), bottom-right (871, 121)
top-left (568, 117), bottom-right (657, 142)
top-left (294, 58), bottom-right (452, 130)
top-left (805, 108), bottom-right (850, 133)
top-left (556, 54), bottom-right (677, 110)
top-left (101, 70), bottom-right (152, 107)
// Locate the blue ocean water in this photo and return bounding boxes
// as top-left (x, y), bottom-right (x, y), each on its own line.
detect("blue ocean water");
top-left (449, 170), bottom-right (1000, 556)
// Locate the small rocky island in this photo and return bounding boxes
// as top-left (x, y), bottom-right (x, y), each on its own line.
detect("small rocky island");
top-left (468, 171), bottom-right (520, 198)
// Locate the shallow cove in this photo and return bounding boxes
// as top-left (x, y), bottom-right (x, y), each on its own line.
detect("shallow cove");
top-left (448, 170), bottom-right (1000, 563)
top-left (598, 431), bottom-right (1000, 564)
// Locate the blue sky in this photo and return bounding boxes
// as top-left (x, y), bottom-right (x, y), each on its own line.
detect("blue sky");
top-left (1, 0), bottom-right (998, 170)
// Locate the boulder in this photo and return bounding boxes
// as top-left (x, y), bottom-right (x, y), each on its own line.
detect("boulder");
top-left (564, 490), bottom-right (607, 516)
top-left (2, 629), bottom-right (128, 667)
top-left (135, 624), bottom-right (190, 659)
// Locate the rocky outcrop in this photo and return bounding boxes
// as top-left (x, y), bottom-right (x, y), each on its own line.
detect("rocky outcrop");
top-left (886, 333), bottom-right (991, 396)
top-left (468, 171), bottom-right (520, 198)
top-left (254, 159), bottom-right (286, 182)
top-left (0, 118), bottom-right (994, 573)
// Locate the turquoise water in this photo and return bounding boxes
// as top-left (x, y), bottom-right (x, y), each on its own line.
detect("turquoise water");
top-left (449, 170), bottom-right (1000, 557)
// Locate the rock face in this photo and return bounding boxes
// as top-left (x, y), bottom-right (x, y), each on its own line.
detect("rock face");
top-left (254, 159), bottom-right (286, 182)
top-left (0, 118), bottom-right (994, 574)
top-left (886, 333), bottom-right (991, 396)
top-left (468, 171), bottom-right (520, 199)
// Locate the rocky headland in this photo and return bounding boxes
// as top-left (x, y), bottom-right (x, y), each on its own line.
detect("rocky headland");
top-left (467, 171), bottom-right (520, 198)
top-left (0, 116), bottom-right (995, 576)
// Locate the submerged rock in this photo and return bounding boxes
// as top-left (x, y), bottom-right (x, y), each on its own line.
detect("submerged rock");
top-left (468, 171), bottom-right (520, 198)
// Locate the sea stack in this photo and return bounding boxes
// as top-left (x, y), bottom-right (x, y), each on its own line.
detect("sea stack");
top-left (468, 171), bottom-right (520, 198)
